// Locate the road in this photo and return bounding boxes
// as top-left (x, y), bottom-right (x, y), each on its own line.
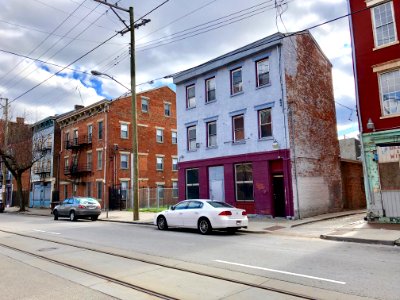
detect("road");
top-left (0, 213), bottom-right (399, 299)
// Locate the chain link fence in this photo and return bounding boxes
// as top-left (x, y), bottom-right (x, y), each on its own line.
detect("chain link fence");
top-left (122, 187), bottom-right (179, 210)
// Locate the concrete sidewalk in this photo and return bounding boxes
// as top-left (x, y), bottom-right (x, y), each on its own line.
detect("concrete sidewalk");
top-left (3, 207), bottom-right (400, 246)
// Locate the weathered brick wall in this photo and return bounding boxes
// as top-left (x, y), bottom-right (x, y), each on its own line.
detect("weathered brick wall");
top-left (341, 160), bottom-right (366, 209)
top-left (284, 32), bottom-right (343, 218)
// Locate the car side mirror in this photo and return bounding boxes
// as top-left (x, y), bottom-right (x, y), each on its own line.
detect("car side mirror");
top-left (170, 205), bottom-right (176, 211)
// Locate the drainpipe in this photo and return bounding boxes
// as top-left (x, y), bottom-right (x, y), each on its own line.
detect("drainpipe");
top-left (104, 104), bottom-right (109, 218)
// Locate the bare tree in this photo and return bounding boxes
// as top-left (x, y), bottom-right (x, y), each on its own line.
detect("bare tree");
top-left (0, 119), bottom-right (47, 211)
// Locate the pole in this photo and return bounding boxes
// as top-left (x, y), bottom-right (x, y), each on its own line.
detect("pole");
top-left (130, 6), bottom-right (139, 221)
top-left (1, 97), bottom-right (9, 208)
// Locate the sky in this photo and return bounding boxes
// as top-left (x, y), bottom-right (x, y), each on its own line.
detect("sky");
top-left (0, 0), bottom-right (358, 139)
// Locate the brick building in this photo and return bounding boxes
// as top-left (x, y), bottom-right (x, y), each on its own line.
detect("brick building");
top-left (173, 31), bottom-right (342, 218)
top-left (348, 0), bottom-right (400, 222)
top-left (57, 86), bottom-right (177, 209)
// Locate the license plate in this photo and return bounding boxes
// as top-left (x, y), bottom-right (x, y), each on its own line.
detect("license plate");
top-left (236, 221), bottom-right (241, 225)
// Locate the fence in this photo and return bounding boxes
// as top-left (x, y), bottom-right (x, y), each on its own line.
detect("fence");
top-left (119, 187), bottom-right (178, 210)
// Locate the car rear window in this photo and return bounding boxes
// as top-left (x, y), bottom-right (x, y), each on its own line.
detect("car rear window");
top-left (207, 201), bottom-right (234, 208)
top-left (79, 198), bottom-right (99, 205)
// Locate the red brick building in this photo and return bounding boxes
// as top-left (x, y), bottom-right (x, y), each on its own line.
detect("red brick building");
top-left (57, 86), bottom-right (177, 209)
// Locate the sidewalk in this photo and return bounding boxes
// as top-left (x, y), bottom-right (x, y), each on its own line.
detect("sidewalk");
top-left (3, 207), bottom-right (400, 246)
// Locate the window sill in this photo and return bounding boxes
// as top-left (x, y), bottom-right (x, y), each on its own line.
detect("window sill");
top-left (156, 169), bottom-right (164, 172)
top-left (187, 149), bottom-right (197, 153)
top-left (172, 170), bottom-right (178, 172)
top-left (157, 141), bottom-right (164, 144)
top-left (186, 106), bottom-right (196, 111)
top-left (232, 140), bottom-right (246, 145)
top-left (258, 137), bottom-right (273, 142)
top-left (205, 99), bottom-right (217, 105)
top-left (206, 146), bottom-right (218, 150)
top-left (256, 83), bottom-right (271, 90)
top-left (230, 91), bottom-right (244, 98)
top-left (380, 113), bottom-right (400, 119)
top-left (373, 40), bottom-right (399, 51)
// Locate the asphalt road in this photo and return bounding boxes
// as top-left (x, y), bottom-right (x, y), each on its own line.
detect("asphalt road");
top-left (1, 213), bottom-right (399, 299)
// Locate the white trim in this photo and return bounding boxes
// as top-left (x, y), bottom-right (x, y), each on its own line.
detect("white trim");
top-left (86, 150), bottom-right (92, 154)
top-left (365, 0), bottom-right (390, 7)
top-left (119, 178), bottom-right (130, 181)
top-left (171, 129), bottom-right (177, 132)
top-left (370, 1), bottom-right (398, 48)
top-left (372, 58), bottom-right (400, 72)
top-left (139, 178), bottom-right (149, 181)
top-left (156, 154), bottom-right (165, 157)
top-left (120, 151), bottom-right (130, 155)
top-left (96, 119), bottom-right (104, 123)
top-left (119, 120), bottom-right (131, 125)
top-left (138, 124), bottom-right (148, 127)
top-left (96, 148), bottom-right (103, 151)
top-left (155, 126), bottom-right (165, 129)
top-left (155, 182), bottom-right (165, 185)
top-left (95, 179), bottom-right (105, 182)
top-left (138, 152), bottom-right (149, 156)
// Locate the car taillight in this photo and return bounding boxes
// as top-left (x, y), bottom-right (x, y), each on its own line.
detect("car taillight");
top-left (78, 205), bottom-right (86, 209)
top-left (97, 204), bottom-right (101, 209)
top-left (219, 211), bottom-right (232, 216)
top-left (242, 211), bottom-right (247, 216)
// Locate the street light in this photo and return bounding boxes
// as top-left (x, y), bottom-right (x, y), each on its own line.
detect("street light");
top-left (91, 69), bottom-right (139, 221)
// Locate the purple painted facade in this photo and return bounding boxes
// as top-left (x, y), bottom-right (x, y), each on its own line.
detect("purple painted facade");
top-left (178, 149), bottom-right (293, 217)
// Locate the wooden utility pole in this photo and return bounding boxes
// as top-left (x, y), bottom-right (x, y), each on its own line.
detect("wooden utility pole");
top-left (93, 0), bottom-right (150, 220)
top-left (1, 97), bottom-right (9, 209)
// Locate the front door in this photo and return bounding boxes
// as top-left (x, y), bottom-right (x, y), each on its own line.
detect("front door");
top-left (273, 175), bottom-right (286, 217)
top-left (209, 166), bottom-right (225, 201)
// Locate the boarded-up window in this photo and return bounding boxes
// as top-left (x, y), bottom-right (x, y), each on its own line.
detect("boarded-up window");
top-left (379, 162), bottom-right (400, 190)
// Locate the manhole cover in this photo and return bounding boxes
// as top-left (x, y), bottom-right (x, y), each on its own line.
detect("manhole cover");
top-left (37, 247), bottom-right (58, 252)
top-left (264, 225), bottom-right (286, 231)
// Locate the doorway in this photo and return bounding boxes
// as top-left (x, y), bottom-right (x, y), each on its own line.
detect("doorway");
top-left (273, 174), bottom-right (286, 217)
top-left (208, 166), bottom-right (225, 201)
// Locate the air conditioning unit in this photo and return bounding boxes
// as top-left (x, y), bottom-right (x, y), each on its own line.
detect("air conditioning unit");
top-left (196, 143), bottom-right (200, 148)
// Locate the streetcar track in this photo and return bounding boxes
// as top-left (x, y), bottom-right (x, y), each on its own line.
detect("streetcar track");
top-left (0, 229), bottom-right (312, 299)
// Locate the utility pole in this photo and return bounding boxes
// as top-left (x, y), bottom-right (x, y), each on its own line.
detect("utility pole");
top-left (1, 97), bottom-right (9, 209)
top-left (94, 0), bottom-right (150, 221)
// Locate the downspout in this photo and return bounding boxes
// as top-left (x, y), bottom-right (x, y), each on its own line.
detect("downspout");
top-left (347, 0), bottom-right (376, 219)
top-left (104, 104), bottom-right (108, 218)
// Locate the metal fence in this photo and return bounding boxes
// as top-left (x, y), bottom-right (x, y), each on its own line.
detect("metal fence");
top-left (121, 188), bottom-right (178, 210)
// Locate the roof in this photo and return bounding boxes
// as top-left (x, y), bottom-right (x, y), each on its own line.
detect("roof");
top-left (172, 32), bottom-right (285, 84)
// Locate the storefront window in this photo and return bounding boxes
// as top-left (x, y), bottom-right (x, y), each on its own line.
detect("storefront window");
top-left (235, 163), bottom-right (253, 201)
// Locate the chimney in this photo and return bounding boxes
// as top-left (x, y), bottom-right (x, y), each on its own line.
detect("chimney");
top-left (74, 105), bottom-right (84, 110)
top-left (16, 117), bottom-right (24, 124)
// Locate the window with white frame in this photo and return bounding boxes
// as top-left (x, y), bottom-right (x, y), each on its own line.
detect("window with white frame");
top-left (372, 1), bottom-right (397, 47)
top-left (379, 69), bottom-right (400, 116)
top-left (97, 181), bottom-right (103, 199)
top-left (186, 168), bottom-right (199, 199)
top-left (172, 131), bottom-right (177, 144)
top-left (172, 181), bottom-right (178, 198)
top-left (164, 103), bottom-right (171, 116)
top-left (73, 183), bottom-right (78, 196)
top-left (205, 77), bottom-right (216, 102)
top-left (121, 181), bottom-right (128, 200)
top-left (235, 163), bottom-right (253, 201)
top-left (156, 128), bottom-right (164, 143)
top-left (120, 153), bottom-right (129, 169)
top-left (256, 58), bottom-right (270, 87)
top-left (258, 108), bottom-right (272, 138)
top-left (207, 121), bottom-right (217, 147)
top-left (98, 121), bottom-right (103, 139)
top-left (187, 126), bottom-right (196, 150)
top-left (87, 124), bottom-right (93, 143)
top-left (156, 156), bottom-right (164, 171)
top-left (97, 150), bottom-right (103, 170)
top-left (64, 158), bottom-right (69, 172)
top-left (73, 129), bottom-right (78, 146)
top-left (186, 85), bottom-right (196, 108)
top-left (157, 184), bottom-right (165, 199)
top-left (121, 123), bottom-right (128, 139)
top-left (231, 67), bottom-right (243, 94)
top-left (232, 115), bottom-right (244, 142)
top-left (172, 157), bottom-right (178, 171)
top-left (141, 97), bottom-right (149, 112)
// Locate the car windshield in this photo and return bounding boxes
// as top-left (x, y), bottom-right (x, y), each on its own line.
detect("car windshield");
top-left (207, 201), bottom-right (234, 208)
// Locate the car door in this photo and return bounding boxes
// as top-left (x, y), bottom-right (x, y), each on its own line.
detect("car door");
top-left (183, 201), bottom-right (204, 228)
top-left (166, 201), bottom-right (188, 227)
top-left (58, 198), bottom-right (71, 216)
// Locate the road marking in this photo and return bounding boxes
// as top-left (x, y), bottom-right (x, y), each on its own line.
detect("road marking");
top-left (214, 260), bottom-right (346, 285)
top-left (33, 229), bottom-right (61, 235)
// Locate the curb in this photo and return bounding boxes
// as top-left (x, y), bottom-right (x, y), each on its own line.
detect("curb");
top-left (320, 234), bottom-right (395, 246)
top-left (290, 211), bottom-right (366, 228)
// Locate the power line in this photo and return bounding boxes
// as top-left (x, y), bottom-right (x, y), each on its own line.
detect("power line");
top-left (134, 0), bottom-right (171, 24)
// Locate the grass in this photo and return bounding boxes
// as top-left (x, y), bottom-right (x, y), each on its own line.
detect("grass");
top-left (140, 207), bottom-right (169, 213)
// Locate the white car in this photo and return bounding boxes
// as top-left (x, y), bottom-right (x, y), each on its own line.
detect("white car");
top-left (154, 199), bottom-right (248, 235)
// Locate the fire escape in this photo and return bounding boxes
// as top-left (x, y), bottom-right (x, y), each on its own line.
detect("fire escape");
top-left (33, 141), bottom-right (53, 180)
top-left (64, 134), bottom-right (92, 180)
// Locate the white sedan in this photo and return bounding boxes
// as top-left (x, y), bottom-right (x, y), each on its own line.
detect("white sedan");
top-left (154, 199), bottom-right (248, 234)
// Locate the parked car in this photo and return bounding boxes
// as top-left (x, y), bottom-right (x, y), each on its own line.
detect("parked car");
top-left (53, 197), bottom-right (101, 221)
top-left (154, 199), bottom-right (248, 234)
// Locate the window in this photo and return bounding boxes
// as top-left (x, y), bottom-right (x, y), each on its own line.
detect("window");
top-left (121, 181), bottom-right (128, 200)
top-left (256, 58), bottom-right (270, 87)
top-left (207, 121), bottom-right (217, 147)
top-left (187, 126), bottom-right (196, 151)
top-left (87, 125), bottom-right (93, 143)
top-left (235, 163), bottom-right (253, 201)
top-left (187, 201), bottom-right (203, 209)
top-left (258, 109), bottom-right (272, 138)
top-left (86, 182), bottom-right (92, 197)
top-left (121, 123), bottom-right (128, 139)
top-left (164, 103), bottom-right (171, 116)
top-left (64, 185), bottom-right (68, 199)
top-left (172, 131), bottom-right (177, 144)
top-left (186, 168), bottom-right (199, 199)
top-left (157, 184), bottom-right (164, 199)
top-left (372, 2), bottom-right (397, 47)
top-left (232, 115), bottom-right (244, 142)
top-left (156, 129), bottom-right (164, 143)
top-left (172, 181), bottom-right (178, 198)
top-left (186, 85), bottom-right (196, 108)
top-left (64, 158), bottom-right (69, 172)
top-left (141, 97), bottom-right (149, 112)
top-left (156, 156), bottom-right (164, 171)
top-left (87, 152), bottom-right (92, 170)
top-left (73, 129), bottom-right (78, 146)
top-left (73, 183), bottom-right (78, 196)
top-left (121, 154), bottom-right (129, 169)
top-left (380, 69), bottom-right (400, 116)
top-left (98, 121), bottom-right (103, 139)
top-left (231, 67), bottom-right (243, 94)
top-left (97, 181), bottom-right (103, 199)
top-left (97, 150), bottom-right (103, 170)
top-left (65, 132), bottom-right (70, 148)
top-left (205, 77), bottom-right (216, 102)
top-left (172, 157), bottom-right (178, 171)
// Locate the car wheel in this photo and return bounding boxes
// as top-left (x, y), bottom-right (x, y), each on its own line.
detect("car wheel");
top-left (198, 218), bottom-right (212, 235)
top-left (91, 215), bottom-right (98, 221)
top-left (69, 210), bottom-right (76, 222)
top-left (53, 210), bottom-right (58, 220)
top-left (157, 216), bottom-right (168, 230)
